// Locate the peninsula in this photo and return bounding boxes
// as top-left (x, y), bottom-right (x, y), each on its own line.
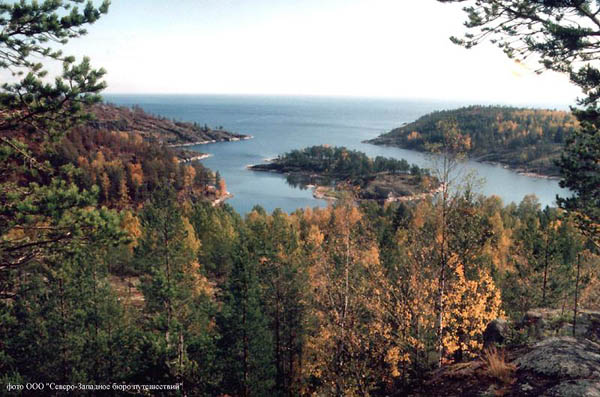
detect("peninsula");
top-left (84, 103), bottom-right (251, 164)
top-left (366, 106), bottom-right (578, 177)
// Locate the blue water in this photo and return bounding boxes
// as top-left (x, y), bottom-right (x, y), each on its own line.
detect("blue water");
top-left (104, 94), bottom-right (571, 215)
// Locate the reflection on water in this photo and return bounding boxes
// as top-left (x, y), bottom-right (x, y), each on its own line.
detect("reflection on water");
top-left (284, 173), bottom-right (335, 189)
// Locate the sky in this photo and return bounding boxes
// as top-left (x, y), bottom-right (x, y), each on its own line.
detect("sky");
top-left (52, 0), bottom-right (581, 105)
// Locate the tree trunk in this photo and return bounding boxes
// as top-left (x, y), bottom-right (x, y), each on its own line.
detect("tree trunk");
top-left (59, 278), bottom-right (68, 383)
top-left (573, 254), bottom-right (581, 337)
top-left (164, 221), bottom-right (171, 346)
top-left (542, 236), bottom-right (549, 305)
top-left (275, 292), bottom-right (283, 393)
top-left (437, 176), bottom-right (448, 369)
top-left (242, 277), bottom-right (249, 397)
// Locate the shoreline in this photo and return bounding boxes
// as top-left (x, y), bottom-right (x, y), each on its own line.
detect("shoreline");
top-left (212, 192), bottom-right (233, 207)
top-left (249, 161), bottom-right (443, 203)
top-left (168, 135), bottom-right (253, 148)
top-left (365, 140), bottom-right (561, 180)
top-left (515, 170), bottom-right (561, 180)
top-left (311, 183), bottom-right (444, 203)
top-left (313, 186), bottom-right (337, 201)
top-left (178, 153), bottom-right (212, 163)
top-left (384, 183), bottom-right (444, 203)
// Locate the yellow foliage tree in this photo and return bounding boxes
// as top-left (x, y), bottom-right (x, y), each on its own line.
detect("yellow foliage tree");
top-left (100, 172), bottom-right (110, 203)
top-left (120, 210), bottom-right (142, 253)
top-left (303, 204), bottom-right (391, 396)
top-left (218, 178), bottom-right (227, 197)
top-left (442, 261), bottom-right (503, 361)
top-left (183, 165), bottom-right (196, 191)
top-left (128, 162), bottom-right (144, 188)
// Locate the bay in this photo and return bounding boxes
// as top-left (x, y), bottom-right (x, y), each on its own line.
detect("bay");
top-left (104, 94), bottom-right (571, 215)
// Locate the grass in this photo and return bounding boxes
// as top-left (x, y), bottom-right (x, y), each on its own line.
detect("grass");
top-left (482, 346), bottom-right (516, 385)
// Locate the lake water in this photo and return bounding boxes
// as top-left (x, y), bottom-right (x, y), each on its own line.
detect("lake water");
top-left (104, 94), bottom-right (571, 215)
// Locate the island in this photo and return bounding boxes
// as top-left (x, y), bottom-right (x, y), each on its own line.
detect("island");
top-left (365, 106), bottom-right (579, 177)
top-left (248, 145), bottom-right (440, 202)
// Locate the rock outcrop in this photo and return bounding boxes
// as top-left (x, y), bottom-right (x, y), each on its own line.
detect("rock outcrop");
top-left (417, 311), bottom-right (600, 396)
top-left (515, 337), bottom-right (600, 396)
top-left (519, 308), bottom-right (600, 341)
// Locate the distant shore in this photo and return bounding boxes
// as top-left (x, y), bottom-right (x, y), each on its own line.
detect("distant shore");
top-left (168, 135), bottom-right (253, 148)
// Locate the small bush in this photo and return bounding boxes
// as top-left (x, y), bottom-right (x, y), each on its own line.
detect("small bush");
top-left (482, 347), bottom-right (516, 385)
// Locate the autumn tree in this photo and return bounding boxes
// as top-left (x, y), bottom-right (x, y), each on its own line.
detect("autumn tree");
top-left (218, 176), bottom-right (228, 198)
top-left (426, 119), bottom-right (471, 367)
top-left (302, 203), bottom-right (391, 396)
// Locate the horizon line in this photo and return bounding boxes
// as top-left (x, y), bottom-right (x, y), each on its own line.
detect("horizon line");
top-left (101, 92), bottom-right (574, 109)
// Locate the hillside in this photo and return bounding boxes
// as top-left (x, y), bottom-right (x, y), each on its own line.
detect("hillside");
top-left (2, 102), bottom-right (238, 210)
top-left (366, 106), bottom-right (579, 176)
top-left (89, 103), bottom-right (250, 146)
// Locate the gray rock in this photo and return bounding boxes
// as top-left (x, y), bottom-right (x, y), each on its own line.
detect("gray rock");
top-left (543, 380), bottom-right (600, 397)
top-left (515, 336), bottom-right (600, 379)
top-left (520, 383), bottom-right (533, 392)
top-left (521, 309), bottom-right (549, 339)
top-left (519, 309), bottom-right (600, 341)
top-left (483, 318), bottom-right (508, 348)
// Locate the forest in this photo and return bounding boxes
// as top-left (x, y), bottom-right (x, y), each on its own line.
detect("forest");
top-left (251, 145), bottom-right (429, 178)
top-left (367, 106), bottom-right (580, 176)
top-left (3, 172), bottom-right (599, 395)
top-left (1, 1), bottom-right (600, 396)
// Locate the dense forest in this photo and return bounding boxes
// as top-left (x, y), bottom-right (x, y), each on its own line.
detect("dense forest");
top-left (3, 188), bottom-right (598, 395)
top-left (1, 1), bottom-right (599, 396)
top-left (252, 145), bottom-right (429, 178)
top-left (367, 106), bottom-right (580, 176)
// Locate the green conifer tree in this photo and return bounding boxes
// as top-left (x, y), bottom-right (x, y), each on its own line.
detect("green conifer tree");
top-left (218, 231), bottom-right (275, 397)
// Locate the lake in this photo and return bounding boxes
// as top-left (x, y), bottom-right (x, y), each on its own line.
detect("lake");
top-left (104, 94), bottom-right (571, 215)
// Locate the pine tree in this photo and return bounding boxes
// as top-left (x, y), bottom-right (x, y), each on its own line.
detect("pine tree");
top-left (135, 188), bottom-right (194, 379)
top-left (556, 110), bottom-right (600, 248)
top-left (218, 231), bottom-right (275, 397)
top-left (0, 218), bottom-right (134, 385)
top-left (0, 0), bottom-right (113, 297)
top-left (245, 208), bottom-right (308, 396)
top-left (133, 187), bottom-right (218, 393)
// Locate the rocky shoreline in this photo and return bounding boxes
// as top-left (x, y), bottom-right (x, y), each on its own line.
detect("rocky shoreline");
top-left (178, 153), bottom-right (212, 163)
top-left (168, 135), bottom-right (253, 148)
top-left (384, 183), bottom-right (445, 202)
top-left (212, 192), bottom-right (233, 207)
